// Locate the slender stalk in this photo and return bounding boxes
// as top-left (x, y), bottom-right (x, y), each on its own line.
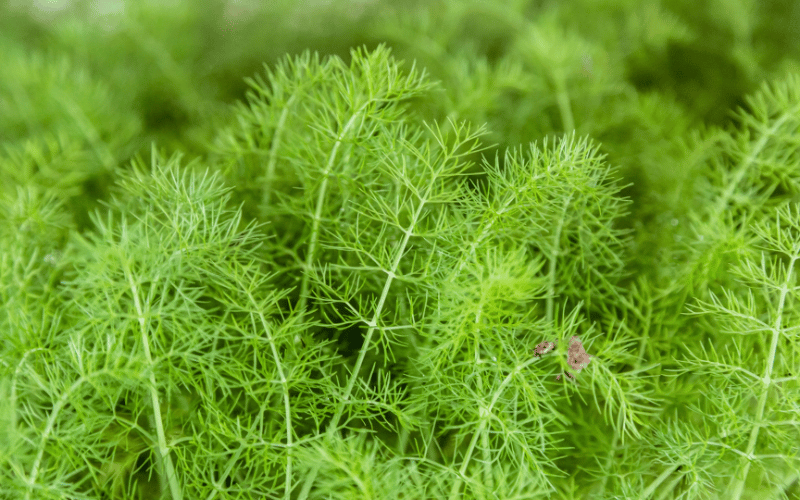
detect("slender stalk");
top-left (246, 290), bottom-right (295, 500)
top-left (52, 87), bottom-right (116, 169)
top-left (448, 356), bottom-right (541, 499)
top-left (263, 92), bottom-right (298, 209)
top-left (654, 472), bottom-right (686, 500)
top-left (327, 175), bottom-right (429, 434)
top-left (472, 308), bottom-right (493, 494)
top-left (24, 370), bottom-right (114, 500)
top-left (729, 254), bottom-right (796, 499)
top-left (297, 109), bottom-right (365, 314)
top-left (597, 433), bottom-right (619, 496)
top-left (553, 72), bottom-right (575, 133)
top-left (546, 193), bottom-right (573, 328)
top-left (299, 129), bottom-right (466, 499)
top-left (10, 348), bottom-right (45, 444)
top-left (639, 464), bottom-right (682, 500)
top-left (124, 261), bottom-right (183, 500)
top-left (294, 97), bottom-right (378, 500)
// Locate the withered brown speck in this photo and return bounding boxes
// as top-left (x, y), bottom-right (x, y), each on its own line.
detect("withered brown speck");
top-left (535, 336), bottom-right (594, 383)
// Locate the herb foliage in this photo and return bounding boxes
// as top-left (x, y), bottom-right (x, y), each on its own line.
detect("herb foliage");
top-left (1, 1), bottom-right (799, 499)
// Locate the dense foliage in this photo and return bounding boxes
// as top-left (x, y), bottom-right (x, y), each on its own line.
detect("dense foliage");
top-left (1, 0), bottom-right (799, 498)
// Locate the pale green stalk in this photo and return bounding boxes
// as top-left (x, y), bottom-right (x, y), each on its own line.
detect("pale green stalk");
top-left (297, 110), bottom-right (364, 315)
top-left (448, 356), bottom-right (541, 499)
top-left (553, 71), bottom-right (575, 132)
top-left (245, 290), bottom-right (295, 500)
top-left (23, 368), bottom-right (135, 500)
top-left (710, 113), bottom-right (793, 220)
top-left (123, 261), bottom-right (182, 500)
top-left (546, 193), bottom-right (572, 328)
top-left (729, 251), bottom-right (796, 499)
top-left (263, 92), bottom-right (297, 209)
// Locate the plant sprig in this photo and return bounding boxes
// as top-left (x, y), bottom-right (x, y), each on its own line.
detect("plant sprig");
top-left (2, 4), bottom-right (800, 498)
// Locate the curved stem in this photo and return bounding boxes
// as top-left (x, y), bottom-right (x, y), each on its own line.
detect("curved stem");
top-left (124, 262), bottom-right (183, 500)
top-left (448, 356), bottom-right (540, 499)
top-left (247, 291), bottom-right (295, 500)
top-left (297, 108), bottom-right (365, 315)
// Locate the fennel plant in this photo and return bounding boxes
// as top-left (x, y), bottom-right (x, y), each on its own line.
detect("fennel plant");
top-left (1, 1), bottom-right (799, 499)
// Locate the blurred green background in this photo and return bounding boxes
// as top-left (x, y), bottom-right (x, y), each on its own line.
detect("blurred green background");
top-left (1, 0), bottom-right (799, 265)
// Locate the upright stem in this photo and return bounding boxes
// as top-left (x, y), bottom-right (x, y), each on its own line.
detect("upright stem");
top-left (297, 106), bottom-right (367, 315)
top-left (298, 131), bottom-right (464, 500)
top-left (597, 433), bottom-right (619, 496)
top-left (553, 72), bottom-right (575, 133)
top-left (124, 262), bottom-right (183, 500)
top-left (471, 307), bottom-right (494, 494)
top-left (546, 194), bottom-right (572, 329)
top-left (730, 254), bottom-right (796, 499)
top-left (247, 291), bottom-right (295, 500)
top-left (263, 92), bottom-right (298, 209)
top-left (710, 114), bottom-right (788, 221)
top-left (327, 182), bottom-right (429, 434)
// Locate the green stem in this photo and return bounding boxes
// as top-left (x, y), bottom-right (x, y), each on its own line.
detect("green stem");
top-left (299, 130), bottom-right (462, 500)
top-left (52, 87), bottom-right (116, 170)
top-left (553, 72), bottom-right (575, 133)
top-left (263, 92), bottom-right (298, 209)
top-left (327, 179), bottom-right (429, 434)
top-left (730, 254), bottom-right (796, 499)
top-left (122, 17), bottom-right (204, 118)
top-left (10, 348), bottom-right (45, 447)
top-left (639, 464), bottom-right (682, 500)
top-left (654, 472), bottom-right (686, 500)
top-left (124, 262), bottom-right (183, 500)
top-left (295, 106), bottom-right (371, 500)
top-left (472, 307), bottom-right (493, 494)
top-left (448, 356), bottom-right (541, 499)
top-left (246, 291), bottom-right (295, 500)
top-left (24, 369), bottom-right (120, 500)
top-left (297, 108), bottom-right (365, 315)
top-left (546, 193), bottom-right (572, 330)
top-left (458, 188), bottom-right (518, 274)
top-left (597, 433), bottom-right (619, 496)
top-left (710, 112), bottom-right (791, 222)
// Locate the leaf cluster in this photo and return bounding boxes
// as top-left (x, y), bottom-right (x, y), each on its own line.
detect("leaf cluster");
top-left (1, 1), bottom-right (799, 499)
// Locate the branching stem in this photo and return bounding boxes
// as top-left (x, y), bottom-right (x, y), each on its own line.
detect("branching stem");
top-left (730, 253), bottom-right (797, 499)
top-left (124, 261), bottom-right (183, 500)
